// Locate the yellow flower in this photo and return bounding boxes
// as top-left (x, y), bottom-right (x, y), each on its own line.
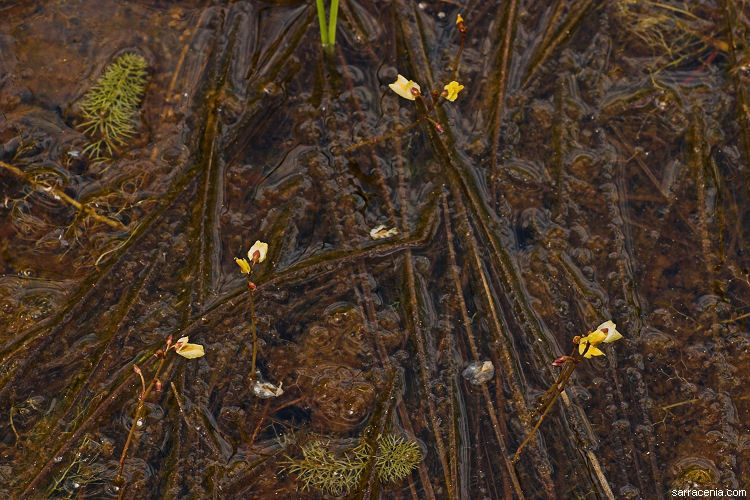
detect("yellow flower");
top-left (456, 13), bottom-right (464, 26)
top-left (578, 320), bottom-right (623, 358)
top-left (248, 240), bottom-right (268, 263)
top-left (235, 257), bottom-right (251, 274)
top-left (443, 81), bottom-right (464, 102)
top-left (389, 74), bottom-right (421, 100)
top-left (174, 336), bottom-right (205, 359)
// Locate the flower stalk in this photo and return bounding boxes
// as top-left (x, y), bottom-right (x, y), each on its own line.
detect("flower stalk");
top-left (512, 321), bottom-right (623, 463)
top-left (345, 14), bottom-right (468, 153)
top-left (116, 335), bottom-right (204, 495)
top-left (235, 240), bottom-right (268, 381)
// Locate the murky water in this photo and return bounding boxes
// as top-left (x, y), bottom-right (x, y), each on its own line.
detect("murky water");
top-left (1, 0), bottom-right (749, 498)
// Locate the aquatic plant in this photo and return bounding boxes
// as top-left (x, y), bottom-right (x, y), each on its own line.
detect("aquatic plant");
top-left (0, 161), bottom-right (126, 230)
top-left (236, 240), bottom-right (282, 397)
top-left (513, 320), bottom-right (624, 462)
top-left (285, 439), bottom-right (368, 496)
top-left (374, 434), bottom-right (423, 483)
top-left (612, 0), bottom-right (727, 76)
top-left (314, 0), bottom-right (339, 53)
top-left (346, 14), bottom-right (468, 152)
top-left (47, 436), bottom-right (108, 499)
top-left (116, 335), bottom-right (205, 492)
top-left (78, 53), bottom-right (148, 161)
top-left (283, 434), bottom-right (422, 496)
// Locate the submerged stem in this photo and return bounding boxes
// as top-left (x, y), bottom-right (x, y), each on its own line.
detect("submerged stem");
top-left (116, 352), bottom-right (168, 488)
top-left (512, 344), bottom-right (586, 462)
top-left (249, 288), bottom-right (258, 381)
top-left (0, 161), bottom-right (126, 230)
top-left (346, 96), bottom-right (441, 152)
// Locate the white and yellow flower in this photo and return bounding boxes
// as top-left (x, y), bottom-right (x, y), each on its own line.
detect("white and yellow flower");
top-left (389, 74), bottom-right (421, 100)
top-left (248, 240), bottom-right (268, 263)
top-left (174, 336), bottom-right (205, 359)
top-left (578, 320), bottom-right (623, 358)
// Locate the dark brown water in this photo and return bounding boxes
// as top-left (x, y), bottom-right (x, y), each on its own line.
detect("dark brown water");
top-left (1, 0), bottom-right (749, 498)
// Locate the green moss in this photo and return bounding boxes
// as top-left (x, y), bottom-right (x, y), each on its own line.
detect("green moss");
top-left (283, 433), bottom-right (422, 496)
top-left (284, 439), bottom-right (368, 496)
top-left (78, 53), bottom-right (148, 161)
top-left (374, 434), bottom-right (422, 483)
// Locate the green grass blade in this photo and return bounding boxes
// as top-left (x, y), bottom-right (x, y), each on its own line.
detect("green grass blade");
top-left (328, 0), bottom-right (339, 47)
top-left (315, 0), bottom-right (329, 46)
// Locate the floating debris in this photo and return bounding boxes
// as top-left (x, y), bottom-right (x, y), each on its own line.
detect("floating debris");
top-left (370, 224), bottom-right (399, 239)
top-left (252, 378), bottom-right (284, 398)
top-left (462, 360), bottom-right (494, 385)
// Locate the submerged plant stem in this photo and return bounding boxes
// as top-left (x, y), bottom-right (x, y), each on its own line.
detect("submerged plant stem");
top-left (249, 287), bottom-right (258, 381)
top-left (345, 98), bottom-right (441, 152)
top-left (116, 353), bottom-right (168, 490)
top-left (0, 161), bottom-right (126, 230)
top-left (512, 345), bottom-right (585, 463)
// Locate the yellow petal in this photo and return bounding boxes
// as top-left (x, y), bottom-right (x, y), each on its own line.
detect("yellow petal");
top-left (389, 74), bottom-right (421, 100)
top-left (235, 257), bottom-right (251, 274)
top-left (584, 346), bottom-right (605, 358)
top-left (585, 330), bottom-right (607, 346)
top-left (443, 81), bottom-right (464, 102)
top-left (176, 342), bottom-right (205, 359)
top-left (579, 340), bottom-right (606, 358)
top-left (456, 14), bottom-right (464, 25)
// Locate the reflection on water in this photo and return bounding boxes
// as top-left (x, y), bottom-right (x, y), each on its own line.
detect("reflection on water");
top-left (1, 0), bottom-right (749, 498)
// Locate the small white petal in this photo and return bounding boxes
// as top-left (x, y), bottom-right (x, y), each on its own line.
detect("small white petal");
top-left (597, 321), bottom-right (623, 343)
top-left (247, 240), bottom-right (269, 263)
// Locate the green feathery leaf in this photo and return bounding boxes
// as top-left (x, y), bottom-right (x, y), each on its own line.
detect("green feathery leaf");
top-left (78, 53), bottom-right (148, 162)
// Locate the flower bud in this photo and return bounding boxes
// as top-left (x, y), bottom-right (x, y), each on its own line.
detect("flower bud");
top-left (552, 356), bottom-right (570, 367)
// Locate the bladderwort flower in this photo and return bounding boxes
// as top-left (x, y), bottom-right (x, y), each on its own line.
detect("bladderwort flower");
top-left (443, 81), bottom-right (464, 101)
top-left (389, 74), bottom-right (421, 100)
top-left (236, 240), bottom-right (268, 274)
top-left (248, 240), bottom-right (268, 263)
top-left (235, 257), bottom-right (251, 274)
top-left (513, 319), bottom-right (624, 463)
top-left (235, 240), bottom-right (269, 381)
top-left (577, 320), bottom-right (623, 358)
top-left (173, 336), bottom-right (205, 359)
